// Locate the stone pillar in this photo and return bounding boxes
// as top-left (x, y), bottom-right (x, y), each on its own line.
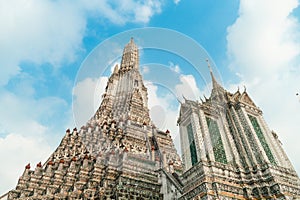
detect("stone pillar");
top-left (191, 110), bottom-right (207, 161)
top-left (218, 111), bottom-right (236, 165)
top-left (179, 122), bottom-right (192, 171)
top-left (220, 113), bottom-right (242, 166)
top-left (230, 106), bottom-right (256, 167)
top-left (241, 107), bottom-right (270, 164)
top-left (198, 109), bottom-right (215, 161)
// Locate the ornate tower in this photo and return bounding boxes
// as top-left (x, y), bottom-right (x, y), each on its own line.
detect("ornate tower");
top-left (177, 63), bottom-right (300, 199)
top-left (94, 37), bottom-right (151, 125)
top-left (7, 39), bottom-right (182, 200)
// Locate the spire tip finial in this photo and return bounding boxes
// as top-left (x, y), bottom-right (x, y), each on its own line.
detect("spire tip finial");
top-left (206, 58), bottom-right (212, 72)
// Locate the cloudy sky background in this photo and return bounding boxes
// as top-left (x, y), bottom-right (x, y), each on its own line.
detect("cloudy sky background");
top-left (1, 0), bottom-right (300, 194)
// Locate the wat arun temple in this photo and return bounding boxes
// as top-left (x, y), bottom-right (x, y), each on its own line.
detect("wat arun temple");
top-left (3, 39), bottom-right (300, 199)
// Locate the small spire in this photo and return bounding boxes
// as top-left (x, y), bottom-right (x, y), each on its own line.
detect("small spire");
top-left (130, 37), bottom-right (134, 43)
top-left (206, 59), bottom-right (226, 97)
top-left (243, 85), bottom-right (247, 92)
top-left (200, 97), bottom-right (204, 103)
top-left (25, 163), bottom-right (31, 169)
top-left (206, 58), bottom-right (218, 89)
top-left (113, 64), bottom-right (119, 74)
top-left (36, 162), bottom-right (42, 168)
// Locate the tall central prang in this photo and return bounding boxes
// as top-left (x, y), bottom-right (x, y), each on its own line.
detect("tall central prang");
top-left (7, 38), bottom-right (183, 200)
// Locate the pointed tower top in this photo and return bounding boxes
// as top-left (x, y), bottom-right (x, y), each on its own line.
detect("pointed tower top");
top-left (206, 58), bottom-right (219, 89)
top-left (120, 37), bottom-right (139, 71)
top-left (126, 37), bottom-right (137, 49)
top-left (206, 59), bottom-right (227, 102)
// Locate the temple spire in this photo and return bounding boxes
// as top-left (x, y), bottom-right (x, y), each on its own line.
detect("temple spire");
top-left (120, 37), bottom-right (139, 72)
top-left (206, 59), bottom-right (226, 101)
top-left (206, 58), bottom-right (219, 89)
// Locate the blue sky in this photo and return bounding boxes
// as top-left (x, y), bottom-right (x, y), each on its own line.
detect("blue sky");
top-left (1, 0), bottom-right (300, 194)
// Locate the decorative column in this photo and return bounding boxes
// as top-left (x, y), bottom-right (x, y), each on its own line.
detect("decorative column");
top-left (198, 109), bottom-right (215, 162)
top-left (241, 107), bottom-right (270, 165)
top-left (230, 106), bottom-right (257, 167)
top-left (218, 111), bottom-right (239, 166)
top-left (191, 109), bottom-right (207, 161)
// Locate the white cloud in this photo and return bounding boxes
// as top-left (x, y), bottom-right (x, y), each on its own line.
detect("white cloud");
top-left (73, 77), bottom-right (108, 126)
top-left (169, 62), bottom-right (181, 73)
top-left (142, 66), bottom-right (150, 74)
top-left (227, 0), bottom-right (300, 76)
top-left (175, 74), bottom-right (201, 101)
top-left (79, 0), bottom-right (162, 24)
top-left (0, 0), bottom-right (163, 86)
top-left (0, 134), bottom-right (51, 194)
top-left (145, 81), bottom-right (181, 153)
top-left (0, 89), bottom-right (68, 138)
top-left (0, 85), bottom-right (69, 194)
top-left (0, 0), bottom-right (85, 86)
top-left (227, 0), bottom-right (300, 175)
top-left (174, 0), bottom-right (181, 5)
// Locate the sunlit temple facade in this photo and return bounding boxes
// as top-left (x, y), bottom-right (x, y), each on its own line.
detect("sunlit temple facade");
top-left (3, 39), bottom-right (300, 199)
top-left (177, 66), bottom-right (300, 199)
